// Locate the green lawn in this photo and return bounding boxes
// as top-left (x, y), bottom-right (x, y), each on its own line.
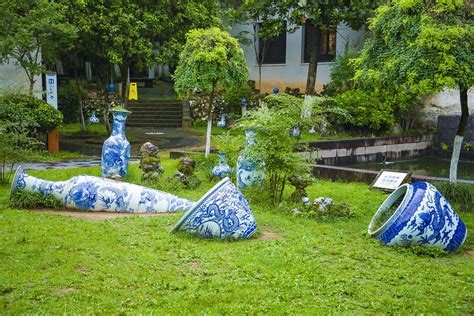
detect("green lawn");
top-left (0, 160), bottom-right (473, 314)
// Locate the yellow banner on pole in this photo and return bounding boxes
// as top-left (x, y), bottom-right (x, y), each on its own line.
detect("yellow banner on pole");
top-left (129, 82), bottom-right (138, 100)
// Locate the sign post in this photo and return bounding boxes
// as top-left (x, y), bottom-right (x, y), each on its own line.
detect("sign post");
top-left (128, 82), bottom-right (138, 101)
top-left (45, 73), bottom-right (59, 152)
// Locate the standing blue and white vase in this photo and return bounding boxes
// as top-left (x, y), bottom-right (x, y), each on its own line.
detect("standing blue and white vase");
top-left (236, 129), bottom-right (265, 189)
top-left (102, 109), bottom-right (131, 178)
top-left (368, 181), bottom-right (467, 252)
top-left (211, 153), bottom-right (233, 178)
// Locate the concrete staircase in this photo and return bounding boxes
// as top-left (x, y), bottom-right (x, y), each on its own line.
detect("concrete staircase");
top-left (127, 99), bottom-right (183, 129)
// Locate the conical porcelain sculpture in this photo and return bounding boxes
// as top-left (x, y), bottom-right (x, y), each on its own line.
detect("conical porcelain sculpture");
top-left (368, 181), bottom-right (467, 252)
top-left (172, 177), bottom-right (257, 239)
top-left (236, 129), bottom-right (265, 189)
top-left (211, 153), bottom-right (233, 178)
top-left (102, 109), bottom-right (131, 178)
top-left (10, 166), bottom-right (194, 213)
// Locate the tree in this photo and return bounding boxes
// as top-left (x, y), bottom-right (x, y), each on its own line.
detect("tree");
top-left (0, 0), bottom-right (76, 94)
top-left (289, 0), bottom-right (381, 95)
top-left (354, 0), bottom-right (473, 182)
top-left (229, 0), bottom-right (290, 91)
top-left (174, 27), bottom-right (249, 157)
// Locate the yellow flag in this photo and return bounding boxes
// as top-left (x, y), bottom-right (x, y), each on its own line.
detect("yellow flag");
top-left (128, 82), bottom-right (138, 100)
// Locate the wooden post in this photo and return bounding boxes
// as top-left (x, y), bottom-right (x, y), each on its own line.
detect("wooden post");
top-left (47, 128), bottom-right (59, 153)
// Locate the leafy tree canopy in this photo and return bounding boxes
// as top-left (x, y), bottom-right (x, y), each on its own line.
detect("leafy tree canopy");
top-left (0, 0), bottom-right (76, 92)
top-left (174, 27), bottom-right (249, 96)
top-left (354, 0), bottom-right (473, 92)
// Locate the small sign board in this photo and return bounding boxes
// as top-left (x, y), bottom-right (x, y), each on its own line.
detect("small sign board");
top-left (371, 170), bottom-right (411, 191)
top-left (45, 73), bottom-right (58, 109)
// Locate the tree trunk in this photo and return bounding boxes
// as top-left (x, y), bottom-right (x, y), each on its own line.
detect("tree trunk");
top-left (449, 87), bottom-right (469, 183)
top-left (305, 23), bottom-right (322, 95)
top-left (120, 63), bottom-right (129, 103)
top-left (205, 85), bottom-right (216, 158)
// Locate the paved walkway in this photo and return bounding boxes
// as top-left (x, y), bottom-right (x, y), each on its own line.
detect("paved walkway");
top-left (14, 159), bottom-right (140, 171)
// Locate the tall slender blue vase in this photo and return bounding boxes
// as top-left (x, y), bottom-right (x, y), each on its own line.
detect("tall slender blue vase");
top-left (102, 109), bottom-right (131, 178)
top-left (236, 129), bottom-right (265, 189)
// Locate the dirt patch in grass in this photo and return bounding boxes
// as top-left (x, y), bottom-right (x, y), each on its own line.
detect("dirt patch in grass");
top-left (57, 288), bottom-right (77, 294)
top-left (30, 208), bottom-right (178, 220)
top-left (256, 230), bottom-right (284, 240)
top-left (465, 250), bottom-right (474, 256)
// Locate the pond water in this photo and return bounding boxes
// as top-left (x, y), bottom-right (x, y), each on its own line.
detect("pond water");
top-left (348, 157), bottom-right (474, 181)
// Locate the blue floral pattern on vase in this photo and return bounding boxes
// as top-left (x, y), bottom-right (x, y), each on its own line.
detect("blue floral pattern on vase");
top-left (10, 166), bottom-right (195, 214)
top-left (102, 109), bottom-right (131, 178)
top-left (172, 177), bottom-right (257, 239)
top-left (236, 129), bottom-right (265, 189)
top-left (211, 153), bottom-right (233, 178)
top-left (368, 181), bottom-right (467, 252)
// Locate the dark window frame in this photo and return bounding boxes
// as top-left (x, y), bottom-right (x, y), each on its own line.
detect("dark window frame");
top-left (302, 22), bottom-right (337, 63)
top-left (257, 22), bottom-right (287, 65)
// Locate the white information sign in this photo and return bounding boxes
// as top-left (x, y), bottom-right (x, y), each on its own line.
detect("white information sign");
top-left (372, 171), bottom-right (409, 191)
top-left (46, 73), bottom-right (58, 109)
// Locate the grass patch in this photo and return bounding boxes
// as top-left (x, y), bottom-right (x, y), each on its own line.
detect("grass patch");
top-left (0, 160), bottom-right (473, 314)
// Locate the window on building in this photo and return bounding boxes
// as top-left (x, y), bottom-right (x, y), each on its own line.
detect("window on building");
top-left (258, 23), bottom-right (287, 64)
top-left (303, 21), bottom-right (336, 63)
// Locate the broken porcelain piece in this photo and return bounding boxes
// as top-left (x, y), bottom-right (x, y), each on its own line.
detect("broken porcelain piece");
top-left (368, 181), bottom-right (467, 252)
top-left (172, 177), bottom-right (257, 239)
top-left (10, 166), bottom-right (194, 213)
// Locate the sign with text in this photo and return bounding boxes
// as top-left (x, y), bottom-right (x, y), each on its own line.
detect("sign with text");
top-left (371, 170), bottom-right (410, 191)
top-left (46, 73), bottom-right (58, 109)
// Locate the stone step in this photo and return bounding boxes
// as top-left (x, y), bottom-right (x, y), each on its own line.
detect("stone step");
top-left (128, 118), bottom-right (182, 123)
top-left (128, 122), bottom-right (182, 128)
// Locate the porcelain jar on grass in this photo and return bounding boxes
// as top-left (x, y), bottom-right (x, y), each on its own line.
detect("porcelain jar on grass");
top-left (211, 153), bottom-right (233, 178)
top-left (236, 129), bottom-right (265, 189)
top-left (368, 181), bottom-right (467, 252)
top-left (172, 177), bottom-right (257, 239)
top-left (102, 109), bottom-right (131, 178)
top-left (11, 166), bottom-right (195, 213)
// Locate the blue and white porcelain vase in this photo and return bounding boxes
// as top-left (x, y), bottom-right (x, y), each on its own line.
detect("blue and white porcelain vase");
top-left (368, 181), bottom-right (467, 252)
top-left (217, 114), bottom-right (226, 128)
top-left (236, 130), bottom-right (265, 189)
top-left (102, 109), bottom-right (131, 178)
top-left (10, 166), bottom-right (195, 213)
top-left (89, 110), bottom-right (100, 124)
top-left (172, 177), bottom-right (257, 239)
top-left (211, 153), bottom-right (233, 178)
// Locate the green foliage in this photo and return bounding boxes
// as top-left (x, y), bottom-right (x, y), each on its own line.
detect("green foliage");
top-left (298, 199), bottom-right (353, 222)
top-left (174, 27), bottom-right (249, 97)
top-left (237, 96), bottom-right (313, 204)
top-left (0, 94), bottom-right (63, 135)
top-left (10, 191), bottom-right (62, 210)
top-left (354, 0), bottom-right (473, 95)
top-left (58, 80), bottom-right (87, 123)
top-left (0, 0), bottom-right (76, 92)
top-left (434, 182), bottom-right (473, 211)
top-left (334, 89), bottom-right (395, 130)
top-left (323, 48), bottom-right (360, 95)
top-left (223, 82), bottom-right (256, 116)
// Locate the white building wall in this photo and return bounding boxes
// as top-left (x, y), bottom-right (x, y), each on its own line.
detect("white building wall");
top-left (0, 57), bottom-right (43, 97)
top-left (422, 88), bottom-right (474, 123)
top-left (232, 22), bottom-right (365, 93)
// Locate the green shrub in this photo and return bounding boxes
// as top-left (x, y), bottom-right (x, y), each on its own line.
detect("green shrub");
top-left (334, 89), bottom-right (395, 130)
top-left (298, 197), bottom-right (353, 221)
top-left (223, 82), bottom-right (255, 116)
top-left (10, 191), bottom-right (62, 210)
top-left (58, 80), bottom-right (87, 123)
top-left (433, 182), bottom-right (473, 212)
top-left (0, 94), bottom-right (63, 135)
top-left (323, 47), bottom-right (359, 95)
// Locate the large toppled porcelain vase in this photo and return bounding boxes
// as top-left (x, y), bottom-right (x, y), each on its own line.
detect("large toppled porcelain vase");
top-left (11, 166), bottom-right (194, 213)
top-left (368, 181), bottom-right (467, 252)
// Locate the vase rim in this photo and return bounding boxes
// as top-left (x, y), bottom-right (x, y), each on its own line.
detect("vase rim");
top-left (171, 177), bottom-right (231, 234)
top-left (368, 183), bottom-right (412, 237)
top-left (111, 108), bottom-right (132, 114)
top-left (10, 166), bottom-right (25, 196)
